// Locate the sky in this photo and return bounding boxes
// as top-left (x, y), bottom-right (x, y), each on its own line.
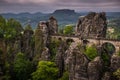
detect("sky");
top-left (0, 0), bottom-right (120, 13)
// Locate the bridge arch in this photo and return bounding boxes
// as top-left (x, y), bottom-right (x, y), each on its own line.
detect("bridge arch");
top-left (101, 42), bottom-right (116, 55)
top-left (100, 40), bottom-right (120, 54)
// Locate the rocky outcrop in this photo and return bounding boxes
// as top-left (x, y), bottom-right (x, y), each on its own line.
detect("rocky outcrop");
top-left (111, 54), bottom-right (120, 71)
top-left (41, 47), bottom-right (50, 61)
top-left (55, 42), bottom-right (65, 77)
top-left (37, 21), bottom-right (49, 46)
top-left (102, 72), bottom-right (112, 80)
top-left (65, 42), bottom-right (89, 80)
top-left (88, 56), bottom-right (103, 80)
top-left (34, 22), bottom-right (44, 61)
top-left (48, 16), bottom-right (58, 34)
top-left (76, 12), bottom-right (107, 38)
top-left (22, 29), bottom-right (34, 59)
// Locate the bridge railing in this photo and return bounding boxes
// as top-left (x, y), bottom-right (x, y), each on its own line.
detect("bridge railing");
top-left (51, 34), bottom-right (120, 41)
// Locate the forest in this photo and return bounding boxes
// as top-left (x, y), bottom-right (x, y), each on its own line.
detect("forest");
top-left (0, 13), bottom-right (120, 80)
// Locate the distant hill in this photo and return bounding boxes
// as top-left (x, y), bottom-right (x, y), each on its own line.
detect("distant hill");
top-left (43, 9), bottom-right (81, 25)
top-left (1, 9), bottom-right (120, 29)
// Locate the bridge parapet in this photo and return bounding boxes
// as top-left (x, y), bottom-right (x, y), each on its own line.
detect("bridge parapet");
top-left (51, 34), bottom-right (120, 53)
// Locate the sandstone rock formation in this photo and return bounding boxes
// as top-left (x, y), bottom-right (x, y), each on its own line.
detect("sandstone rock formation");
top-left (65, 42), bottom-right (89, 80)
top-left (48, 16), bottom-right (58, 34)
top-left (111, 54), bottom-right (120, 71)
top-left (55, 42), bottom-right (65, 77)
top-left (88, 56), bottom-right (103, 80)
top-left (102, 72), bottom-right (112, 80)
top-left (37, 21), bottom-right (49, 46)
top-left (34, 22), bottom-right (44, 61)
top-left (22, 29), bottom-right (34, 59)
top-left (41, 47), bottom-right (50, 61)
top-left (76, 12), bottom-right (107, 38)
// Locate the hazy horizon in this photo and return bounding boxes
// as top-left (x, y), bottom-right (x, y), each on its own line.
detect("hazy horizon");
top-left (0, 0), bottom-right (120, 13)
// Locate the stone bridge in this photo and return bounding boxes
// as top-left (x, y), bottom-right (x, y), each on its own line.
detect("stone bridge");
top-left (51, 35), bottom-right (120, 53)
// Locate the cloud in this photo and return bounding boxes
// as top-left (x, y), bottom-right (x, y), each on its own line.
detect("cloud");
top-left (4, 0), bottom-right (56, 4)
top-left (0, 0), bottom-right (120, 13)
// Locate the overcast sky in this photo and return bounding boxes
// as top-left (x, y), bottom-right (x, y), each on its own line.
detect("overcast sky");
top-left (0, 0), bottom-right (120, 13)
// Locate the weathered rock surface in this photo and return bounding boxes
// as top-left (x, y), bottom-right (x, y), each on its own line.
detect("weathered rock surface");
top-left (48, 16), bottom-right (58, 34)
top-left (34, 22), bottom-right (44, 61)
top-left (111, 54), bottom-right (120, 71)
top-left (22, 29), bottom-right (34, 59)
top-left (88, 56), bottom-right (103, 80)
top-left (76, 12), bottom-right (107, 38)
top-left (41, 47), bottom-right (50, 61)
top-left (102, 72), bottom-right (112, 80)
top-left (37, 21), bottom-right (49, 46)
top-left (55, 43), bottom-right (65, 77)
top-left (35, 21), bottom-right (50, 53)
top-left (65, 42), bottom-right (89, 80)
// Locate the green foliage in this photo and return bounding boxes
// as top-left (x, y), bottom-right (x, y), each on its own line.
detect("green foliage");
top-left (85, 46), bottom-right (98, 60)
top-left (32, 61), bottom-right (59, 80)
top-left (0, 16), bottom-right (23, 40)
top-left (35, 29), bottom-right (44, 53)
top-left (5, 18), bottom-right (23, 40)
top-left (116, 51), bottom-right (120, 56)
top-left (34, 29), bottom-right (44, 63)
top-left (7, 18), bottom-right (23, 32)
top-left (63, 25), bottom-right (73, 35)
top-left (107, 24), bottom-right (120, 39)
top-left (2, 62), bottom-right (11, 80)
top-left (14, 52), bottom-right (32, 80)
top-left (49, 38), bottom-right (61, 61)
top-left (59, 71), bottom-right (69, 80)
top-left (24, 24), bottom-right (32, 30)
top-left (101, 53), bottom-right (110, 66)
top-left (0, 15), bottom-right (6, 38)
top-left (114, 68), bottom-right (120, 79)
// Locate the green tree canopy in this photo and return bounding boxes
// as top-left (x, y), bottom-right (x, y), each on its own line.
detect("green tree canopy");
top-left (24, 24), bottom-right (32, 31)
top-left (0, 16), bottom-right (23, 40)
top-left (13, 52), bottom-right (32, 80)
top-left (0, 15), bottom-right (6, 38)
top-left (85, 45), bottom-right (98, 60)
top-left (63, 25), bottom-right (74, 35)
top-left (32, 61), bottom-right (59, 80)
top-left (7, 18), bottom-right (23, 32)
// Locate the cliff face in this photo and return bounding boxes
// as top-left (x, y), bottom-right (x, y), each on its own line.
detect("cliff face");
top-left (48, 16), bottom-right (58, 34)
top-left (65, 43), bottom-right (89, 80)
top-left (64, 42), bottom-right (120, 80)
top-left (34, 16), bottom-right (58, 61)
top-left (76, 12), bottom-right (107, 38)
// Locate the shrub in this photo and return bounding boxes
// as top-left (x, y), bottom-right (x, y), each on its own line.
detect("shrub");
top-left (59, 71), bottom-right (69, 80)
top-left (114, 68), bottom-right (120, 79)
top-left (85, 46), bottom-right (98, 60)
top-left (32, 61), bottom-right (59, 80)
